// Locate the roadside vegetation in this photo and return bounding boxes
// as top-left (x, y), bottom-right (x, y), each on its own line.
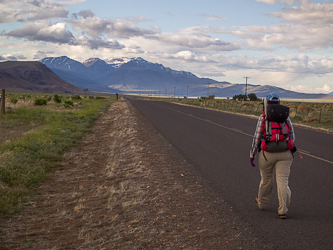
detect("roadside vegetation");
top-left (0, 92), bottom-right (116, 217)
top-left (139, 95), bottom-right (333, 132)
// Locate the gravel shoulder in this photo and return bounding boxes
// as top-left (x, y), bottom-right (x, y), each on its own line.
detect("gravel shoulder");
top-left (0, 99), bottom-right (267, 249)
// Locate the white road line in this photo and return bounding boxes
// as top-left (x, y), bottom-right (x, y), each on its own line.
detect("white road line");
top-left (163, 104), bottom-right (333, 165)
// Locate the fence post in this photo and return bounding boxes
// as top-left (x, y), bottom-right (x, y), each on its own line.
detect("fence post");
top-left (1, 89), bottom-right (5, 115)
top-left (319, 106), bottom-right (322, 124)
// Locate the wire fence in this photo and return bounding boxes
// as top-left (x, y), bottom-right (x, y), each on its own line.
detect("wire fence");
top-left (160, 98), bottom-right (333, 130)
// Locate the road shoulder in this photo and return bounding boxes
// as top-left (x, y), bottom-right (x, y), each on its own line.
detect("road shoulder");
top-left (0, 99), bottom-right (267, 249)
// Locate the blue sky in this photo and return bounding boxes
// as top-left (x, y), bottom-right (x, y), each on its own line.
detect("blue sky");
top-left (1, 0), bottom-right (333, 93)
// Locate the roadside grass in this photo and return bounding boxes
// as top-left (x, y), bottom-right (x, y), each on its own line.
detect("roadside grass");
top-left (0, 95), bottom-right (115, 217)
top-left (140, 97), bottom-right (333, 132)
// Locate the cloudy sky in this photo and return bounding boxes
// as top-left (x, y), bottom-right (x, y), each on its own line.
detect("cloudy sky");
top-left (1, 0), bottom-right (333, 93)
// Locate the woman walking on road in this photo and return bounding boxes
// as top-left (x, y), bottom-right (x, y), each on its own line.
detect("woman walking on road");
top-left (250, 92), bottom-right (296, 219)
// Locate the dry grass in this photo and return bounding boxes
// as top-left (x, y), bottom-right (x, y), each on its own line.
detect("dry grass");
top-left (5, 99), bottom-right (35, 109)
top-left (241, 101), bottom-right (254, 106)
top-left (303, 113), bottom-right (315, 122)
top-left (297, 103), bottom-right (309, 112)
top-left (289, 111), bottom-right (297, 118)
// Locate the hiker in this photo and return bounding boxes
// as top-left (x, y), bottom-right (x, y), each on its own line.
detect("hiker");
top-left (250, 92), bottom-right (296, 219)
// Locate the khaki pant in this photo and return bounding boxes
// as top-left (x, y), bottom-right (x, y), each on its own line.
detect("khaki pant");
top-left (258, 150), bottom-right (293, 215)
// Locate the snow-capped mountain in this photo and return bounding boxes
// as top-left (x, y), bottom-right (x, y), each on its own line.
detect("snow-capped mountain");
top-left (39, 56), bottom-right (209, 94)
top-left (40, 56), bottom-right (87, 72)
top-left (40, 56), bottom-right (198, 78)
top-left (39, 56), bottom-right (332, 99)
top-left (105, 57), bottom-right (132, 68)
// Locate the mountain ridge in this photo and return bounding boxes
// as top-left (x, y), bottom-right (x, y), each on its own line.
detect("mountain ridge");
top-left (39, 56), bottom-right (225, 95)
top-left (0, 61), bottom-right (82, 93)
top-left (40, 56), bottom-right (332, 99)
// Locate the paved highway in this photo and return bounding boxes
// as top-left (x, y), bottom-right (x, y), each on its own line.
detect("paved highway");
top-left (128, 98), bottom-right (333, 249)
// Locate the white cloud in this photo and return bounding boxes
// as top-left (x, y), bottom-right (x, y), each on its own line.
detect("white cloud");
top-left (0, 0), bottom-right (68, 23)
top-left (0, 53), bottom-right (26, 61)
top-left (267, 0), bottom-right (333, 25)
top-left (174, 50), bottom-right (212, 63)
top-left (205, 15), bottom-right (226, 21)
top-left (68, 14), bottom-right (156, 38)
top-left (122, 44), bottom-right (144, 54)
top-left (256, 0), bottom-right (277, 4)
top-left (224, 22), bottom-right (333, 51)
top-left (5, 21), bottom-right (124, 49)
top-left (147, 33), bottom-right (240, 51)
top-left (289, 84), bottom-right (333, 93)
top-left (315, 84), bottom-right (332, 93)
top-left (178, 18), bottom-right (333, 52)
top-left (255, 0), bottom-right (295, 4)
top-left (7, 21), bottom-right (74, 43)
top-left (221, 53), bottom-right (333, 76)
top-left (55, 0), bottom-right (86, 5)
top-left (213, 1), bottom-right (333, 51)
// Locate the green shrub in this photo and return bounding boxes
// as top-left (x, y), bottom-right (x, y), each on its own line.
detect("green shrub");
top-left (34, 98), bottom-right (47, 106)
top-left (95, 96), bottom-right (106, 99)
top-left (248, 93), bottom-right (258, 101)
top-left (10, 97), bottom-right (18, 104)
top-left (64, 100), bottom-right (73, 108)
top-left (53, 94), bottom-right (62, 103)
top-left (233, 94), bottom-right (248, 101)
top-left (72, 95), bottom-right (82, 100)
top-left (89, 96), bottom-right (94, 99)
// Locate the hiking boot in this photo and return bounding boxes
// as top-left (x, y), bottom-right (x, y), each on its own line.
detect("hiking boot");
top-left (278, 214), bottom-right (287, 219)
top-left (254, 197), bottom-right (264, 210)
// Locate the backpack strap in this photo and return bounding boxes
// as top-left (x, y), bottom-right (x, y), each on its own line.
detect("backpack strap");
top-left (265, 120), bottom-right (272, 142)
top-left (282, 122), bottom-right (290, 142)
top-left (282, 122), bottom-right (287, 136)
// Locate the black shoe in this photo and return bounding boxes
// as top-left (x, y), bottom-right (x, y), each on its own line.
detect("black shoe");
top-left (278, 214), bottom-right (287, 219)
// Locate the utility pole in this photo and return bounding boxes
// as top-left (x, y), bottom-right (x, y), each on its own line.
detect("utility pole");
top-left (174, 87), bottom-right (176, 98)
top-left (83, 88), bottom-right (88, 98)
top-left (244, 77), bottom-right (250, 98)
top-left (207, 83), bottom-right (210, 97)
top-left (187, 86), bottom-right (190, 98)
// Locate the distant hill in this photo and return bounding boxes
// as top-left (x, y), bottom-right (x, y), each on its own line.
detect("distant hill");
top-left (39, 56), bottom-right (333, 99)
top-left (0, 61), bottom-right (82, 93)
top-left (207, 83), bottom-right (332, 99)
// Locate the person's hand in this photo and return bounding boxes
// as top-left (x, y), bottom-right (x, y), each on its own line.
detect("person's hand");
top-left (250, 157), bottom-right (255, 167)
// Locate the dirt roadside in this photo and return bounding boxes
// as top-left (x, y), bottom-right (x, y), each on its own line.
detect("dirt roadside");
top-left (0, 99), bottom-right (268, 249)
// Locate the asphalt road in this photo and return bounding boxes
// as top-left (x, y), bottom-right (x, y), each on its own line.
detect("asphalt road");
top-left (128, 98), bottom-right (333, 249)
